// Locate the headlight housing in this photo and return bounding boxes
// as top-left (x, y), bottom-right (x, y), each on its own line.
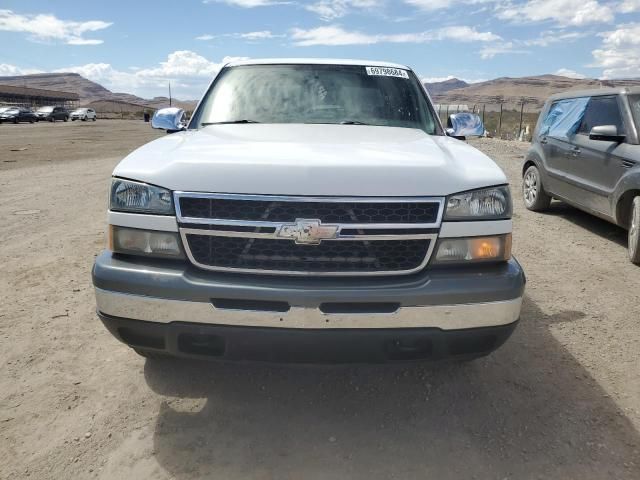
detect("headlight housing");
top-left (110, 178), bottom-right (173, 215)
top-left (433, 234), bottom-right (512, 264)
top-left (445, 186), bottom-right (511, 220)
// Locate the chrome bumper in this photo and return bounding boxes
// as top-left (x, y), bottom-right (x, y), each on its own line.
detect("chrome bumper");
top-left (95, 287), bottom-right (522, 330)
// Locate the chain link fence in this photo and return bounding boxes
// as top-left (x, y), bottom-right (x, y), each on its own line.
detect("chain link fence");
top-left (435, 100), bottom-right (543, 141)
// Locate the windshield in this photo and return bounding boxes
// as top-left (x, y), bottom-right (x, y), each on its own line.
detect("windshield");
top-left (193, 64), bottom-right (438, 134)
top-left (629, 95), bottom-right (640, 130)
top-left (37, 107), bottom-right (54, 112)
top-left (73, 108), bottom-right (87, 113)
top-left (5, 108), bottom-right (18, 113)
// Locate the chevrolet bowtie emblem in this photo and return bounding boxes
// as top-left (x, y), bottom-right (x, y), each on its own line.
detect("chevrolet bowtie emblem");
top-left (277, 219), bottom-right (339, 245)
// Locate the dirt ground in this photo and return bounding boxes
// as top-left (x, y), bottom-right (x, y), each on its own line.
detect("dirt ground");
top-left (0, 120), bottom-right (638, 479)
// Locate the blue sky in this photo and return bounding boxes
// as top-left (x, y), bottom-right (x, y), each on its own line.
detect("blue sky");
top-left (1, 0), bottom-right (639, 99)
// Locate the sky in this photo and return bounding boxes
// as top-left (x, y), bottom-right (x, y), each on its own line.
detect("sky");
top-left (1, 0), bottom-right (639, 99)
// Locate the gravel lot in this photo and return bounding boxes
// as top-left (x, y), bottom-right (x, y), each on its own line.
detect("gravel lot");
top-left (1, 120), bottom-right (638, 479)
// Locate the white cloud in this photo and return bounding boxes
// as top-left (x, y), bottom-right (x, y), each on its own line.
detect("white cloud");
top-left (619, 0), bottom-right (640, 12)
top-left (404, 0), bottom-right (496, 11)
top-left (306, 0), bottom-right (382, 20)
top-left (497, 0), bottom-right (613, 26)
top-left (421, 75), bottom-right (457, 83)
top-left (290, 25), bottom-right (500, 46)
top-left (195, 30), bottom-right (281, 41)
top-left (404, 0), bottom-right (456, 10)
top-left (523, 30), bottom-right (586, 47)
top-left (0, 9), bottom-right (111, 45)
top-left (239, 30), bottom-right (279, 39)
top-left (205, 0), bottom-right (288, 6)
top-left (0, 63), bottom-right (43, 76)
top-left (46, 51), bottom-right (248, 99)
top-left (421, 75), bottom-right (486, 84)
top-left (591, 23), bottom-right (640, 78)
top-left (479, 41), bottom-right (529, 59)
top-left (554, 68), bottom-right (586, 79)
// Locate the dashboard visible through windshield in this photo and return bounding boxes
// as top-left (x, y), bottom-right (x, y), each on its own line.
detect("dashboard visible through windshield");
top-left (192, 64), bottom-right (439, 134)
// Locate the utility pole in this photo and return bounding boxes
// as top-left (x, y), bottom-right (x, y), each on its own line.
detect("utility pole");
top-left (168, 81), bottom-right (172, 107)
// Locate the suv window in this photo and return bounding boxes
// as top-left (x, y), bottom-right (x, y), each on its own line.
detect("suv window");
top-left (578, 96), bottom-right (624, 135)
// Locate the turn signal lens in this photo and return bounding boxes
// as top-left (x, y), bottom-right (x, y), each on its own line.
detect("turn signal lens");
top-left (109, 225), bottom-right (184, 259)
top-left (433, 234), bottom-right (511, 264)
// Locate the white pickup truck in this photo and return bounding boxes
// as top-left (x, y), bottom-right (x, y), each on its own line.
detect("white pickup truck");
top-left (92, 59), bottom-right (525, 363)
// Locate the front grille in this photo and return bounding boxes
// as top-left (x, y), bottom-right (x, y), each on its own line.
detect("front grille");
top-left (179, 197), bottom-right (440, 224)
top-left (186, 235), bottom-right (431, 274)
top-left (176, 193), bottom-right (443, 276)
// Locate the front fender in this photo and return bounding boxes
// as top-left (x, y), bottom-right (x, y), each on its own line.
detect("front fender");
top-left (612, 169), bottom-right (640, 225)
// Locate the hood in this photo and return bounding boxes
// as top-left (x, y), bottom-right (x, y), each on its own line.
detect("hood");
top-left (113, 124), bottom-right (507, 196)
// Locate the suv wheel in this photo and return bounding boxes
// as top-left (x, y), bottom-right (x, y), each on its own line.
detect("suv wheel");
top-left (629, 196), bottom-right (640, 264)
top-left (523, 165), bottom-right (551, 211)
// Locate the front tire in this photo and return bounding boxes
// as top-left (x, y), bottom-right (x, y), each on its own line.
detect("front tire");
top-left (628, 196), bottom-right (640, 264)
top-left (523, 165), bottom-right (551, 211)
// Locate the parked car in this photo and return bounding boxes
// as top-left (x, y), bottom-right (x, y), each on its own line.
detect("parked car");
top-left (92, 59), bottom-right (525, 363)
top-left (523, 87), bottom-right (640, 263)
top-left (0, 107), bottom-right (37, 124)
top-left (70, 108), bottom-right (97, 121)
top-left (35, 106), bottom-right (69, 122)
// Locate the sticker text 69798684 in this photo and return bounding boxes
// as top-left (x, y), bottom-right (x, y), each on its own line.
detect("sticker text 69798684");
top-left (365, 66), bottom-right (409, 79)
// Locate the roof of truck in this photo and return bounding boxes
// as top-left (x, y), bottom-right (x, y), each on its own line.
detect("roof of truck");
top-left (548, 86), bottom-right (640, 101)
top-left (224, 58), bottom-right (412, 70)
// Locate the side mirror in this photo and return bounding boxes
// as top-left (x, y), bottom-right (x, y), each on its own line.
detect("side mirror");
top-left (446, 112), bottom-right (484, 140)
top-left (589, 125), bottom-right (625, 143)
top-left (151, 107), bottom-right (186, 133)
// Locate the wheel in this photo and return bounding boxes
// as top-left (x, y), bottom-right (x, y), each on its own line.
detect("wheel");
top-left (522, 165), bottom-right (551, 211)
top-left (71, 118), bottom-right (76, 121)
top-left (64, 116), bottom-right (68, 122)
top-left (92, 117), bottom-right (96, 121)
top-left (29, 119), bottom-right (34, 123)
top-left (628, 196), bottom-right (640, 264)
top-left (82, 117), bottom-right (86, 121)
top-left (133, 348), bottom-right (171, 359)
top-left (13, 118), bottom-right (17, 124)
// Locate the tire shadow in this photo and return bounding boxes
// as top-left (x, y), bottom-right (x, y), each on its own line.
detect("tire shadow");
top-left (543, 201), bottom-right (628, 249)
top-left (144, 296), bottom-right (640, 479)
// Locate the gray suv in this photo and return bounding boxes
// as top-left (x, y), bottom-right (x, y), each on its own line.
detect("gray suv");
top-left (523, 87), bottom-right (640, 263)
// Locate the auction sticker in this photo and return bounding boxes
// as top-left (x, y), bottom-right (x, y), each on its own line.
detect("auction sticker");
top-left (365, 66), bottom-right (409, 79)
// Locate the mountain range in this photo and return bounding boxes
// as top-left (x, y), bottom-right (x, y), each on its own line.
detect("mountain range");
top-left (425, 74), bottom-right (640, 108)
top-left (1, 71), bottom-right (640, 111)
top-left (0, 72), bottom-right (197, 111)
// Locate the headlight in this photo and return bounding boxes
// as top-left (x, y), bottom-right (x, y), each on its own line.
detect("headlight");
top-left (445, 186), bottom-right (511, 220)
top-left (433, 234), bottom-right (511, 264)
top-left (110, 179), bottom-right (173, 214)
top-left (109, 226), bottom-right (184, 258)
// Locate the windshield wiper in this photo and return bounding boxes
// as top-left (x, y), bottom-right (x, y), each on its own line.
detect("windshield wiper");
top-left (340, 120), bottom-right (369, 125)
top-left (202, 119), bottom-right (260, 125)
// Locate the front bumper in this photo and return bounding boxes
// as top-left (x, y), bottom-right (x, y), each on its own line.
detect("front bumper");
top-left (92, 252), bottom-right (525, 362)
